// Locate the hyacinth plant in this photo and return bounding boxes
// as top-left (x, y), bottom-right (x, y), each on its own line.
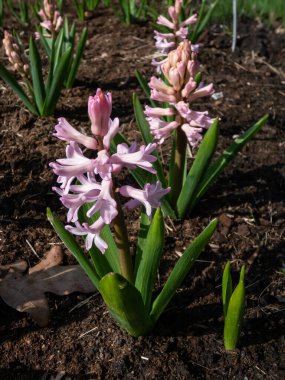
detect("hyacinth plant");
top-left (72, 0), bottom-right (100, 21)
top-left (36, 0), bottom-right (88, 89)
top-left (6, 0), bottom-right (31, 26)
top-left (133, 0), bottom-right (268, 220)
top-left (48, 89), bottom-right (218, 337)
top-left (0, 2), bottom-right (87, 116)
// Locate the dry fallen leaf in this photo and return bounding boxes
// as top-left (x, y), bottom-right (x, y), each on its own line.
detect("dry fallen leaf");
top-left (0, 246), bottom-right (95, 326)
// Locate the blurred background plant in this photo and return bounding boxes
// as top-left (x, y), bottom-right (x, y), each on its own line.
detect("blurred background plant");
top-left (72, 0), bottom-right (100, 21)
top-left (208, 0), bottom-right (285, 27)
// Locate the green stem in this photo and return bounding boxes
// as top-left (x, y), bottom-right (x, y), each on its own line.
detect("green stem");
top-left (171, 124), bottom-right (187, 208)
top-left (113, 192), bottom-right (133, 283)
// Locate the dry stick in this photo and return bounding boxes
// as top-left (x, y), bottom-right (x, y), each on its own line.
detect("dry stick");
top-left (113, 192), bottom-right (133, 283)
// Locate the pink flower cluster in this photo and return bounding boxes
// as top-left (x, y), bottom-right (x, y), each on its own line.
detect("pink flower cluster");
top-left (145, 40), bottom-right (214, 148)
top-left (153, 0), bottom-right (198, 70)
top-left (50, 89), bottom-right (170, 253)
top-left (38, 0), bottom-right (63, 34)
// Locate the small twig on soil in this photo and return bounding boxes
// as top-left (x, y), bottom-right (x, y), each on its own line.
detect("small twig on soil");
top-left (26, 239), bottom-right (40, 259)
top-left (69, 293), bottom-right (99, 313)
top-left (78, 326), bottom-right (98, 339)
top-left (189, 359), bottom-right (222, 372)
top-left (255, 365), bottom-right (266, 376)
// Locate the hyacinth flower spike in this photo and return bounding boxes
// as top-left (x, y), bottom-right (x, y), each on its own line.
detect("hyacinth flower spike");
top-left (50, 88), bottom-right (168, 281)
top-left (48, 88), bottom-right (218, 336)
top-left (133, 38), bottom-right (268, 219)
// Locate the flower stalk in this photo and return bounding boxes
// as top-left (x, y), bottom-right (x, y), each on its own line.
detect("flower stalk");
top-left (112, 192), bottom-right (133, 283)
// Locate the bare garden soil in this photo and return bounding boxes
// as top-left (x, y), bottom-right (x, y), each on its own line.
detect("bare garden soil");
top-left (0, 5), bottom-right (285, 379)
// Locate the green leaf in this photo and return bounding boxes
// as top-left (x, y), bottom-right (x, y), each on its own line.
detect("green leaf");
top-left (99, 272), bottom-right (154, 337)
top-left (193, 115), bottom-right (268, 204)
top-left (191, 0), bottom-right (219, 43)
top-left (36, 26), bottom-right (51, 59)
top-left (0, 63), bottom-right (38, 115)
top-left (47, 208), bottom-right (100, 289)
top-left (177, 118), bottom-right (219, 219)
top-left (133, 92), bottom-right (154, 145)
top-left (65, 27), bottom-right (88, 88)
top-left (29, 38), bottom-right (46, 113)
top-left (42, 47), bottom-right (72, 116)
top-left (222, 261), bottom-right (232, 317)
top-left (224, 265), bottom-right (246, 350)
top-left (135, 209), bottom-right (164, 312)
top-left (134, 210), bottom-right (151, 276)
top-left (135, 70), bottom-right (157, 107)
top-left (53, 28), bottom-right (64, 72)
top-left (150, 218), bottom-right (218, 322)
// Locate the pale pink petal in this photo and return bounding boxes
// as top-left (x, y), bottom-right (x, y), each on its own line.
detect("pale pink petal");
top-left (103, 117), bottom-right (120, 150)
top-left (54, 117), bottom-right (97, 149)
top-left (157, 15), bottom-right (175, 30)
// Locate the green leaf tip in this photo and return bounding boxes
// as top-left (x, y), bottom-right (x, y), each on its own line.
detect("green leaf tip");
top-left (223, 264), bottom-right (246, 350)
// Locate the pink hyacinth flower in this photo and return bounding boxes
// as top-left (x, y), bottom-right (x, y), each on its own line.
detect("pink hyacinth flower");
top-left (181, 124), bottom-right (204, 147)
top-left (176, 101), bottom-right (215, 129)
top-left (180, 14), bottom-right (198, 27)
top-left (111, 143), bottom-right (157, 175)
top-left (157, 15), bottom-right (175, 30)
top-left (144, 105), bottom-right (175, 118)
top-left (147, 118), bottom-right (180, 144)
top-left (187, 83), bottom-right (214, 102)
top-left (119, 182), bottom-right (171, 218)
top-left (50, 142), bottom-right (95, 179)
top-left (85, 179), bottom-right (118, 224)
top-left (149, 77), bottom-right (176, 95)
top-left (54, 117), bottom-right (97, 150)
top-left (94, 149), bottom-right (113, 180)
top-left (88, 89), bottom-right (112, 137)
top-left (102, 117), bottom-right (120, 150)
top-left (66, 220), bottom-right (107, 253)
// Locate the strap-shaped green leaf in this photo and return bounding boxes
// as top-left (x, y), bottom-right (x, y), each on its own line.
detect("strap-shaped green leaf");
top-left (193, 115), bottom-right (268, 204)
top-left (29, 38), bottom-right (46, 114)
top-left (0, 1), bottom-right (3, 27)
top-left (134, 210), bottom-right (151, 276)
top-left (65, 27), bottom-right (88, 88)
top-left (99, 272), bottom-right (154, 337)
top-left (53, 28), bottom-right (64, 73)
top-left (177, 118), bottom-right (219, 219)
top-left (0, 63), bottom-right (38, 115)
top-left (133, 92), bottom-right (154, 145)
top-left (150, 218), bottom-right (218, 322)
top-left (42, 47), bottom-right (72, 116)
top-left (135, 209), bottom-right (164, 312)
top-left (119, 0), bottom-right (131, 24)
top-left (47, 208), bottom-right (100, 289)
top-left (36, 26), bottom-right (51, 59)
top-left (135, 70), bottom-right (157, 107)
top-left (191, 0), bottom-right (219, 43)
top-left (222, 261), bottom-right (232, 317)
top-left (224, 265), bottom-right (245, 350)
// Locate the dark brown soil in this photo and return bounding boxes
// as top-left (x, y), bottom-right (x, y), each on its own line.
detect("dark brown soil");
top-left (0, 5), bottom-right (285, 380)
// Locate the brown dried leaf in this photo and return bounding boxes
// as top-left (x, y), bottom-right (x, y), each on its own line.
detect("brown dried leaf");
top-left (0, 246), bottom-right (95, 326)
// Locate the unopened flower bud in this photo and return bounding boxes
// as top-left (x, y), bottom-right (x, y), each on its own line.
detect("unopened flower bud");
top-left (88, 89), bottom-right (112, 138)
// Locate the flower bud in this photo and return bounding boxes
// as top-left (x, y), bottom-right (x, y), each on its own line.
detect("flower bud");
top-left (88, 89), bottom-right (112, 137)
